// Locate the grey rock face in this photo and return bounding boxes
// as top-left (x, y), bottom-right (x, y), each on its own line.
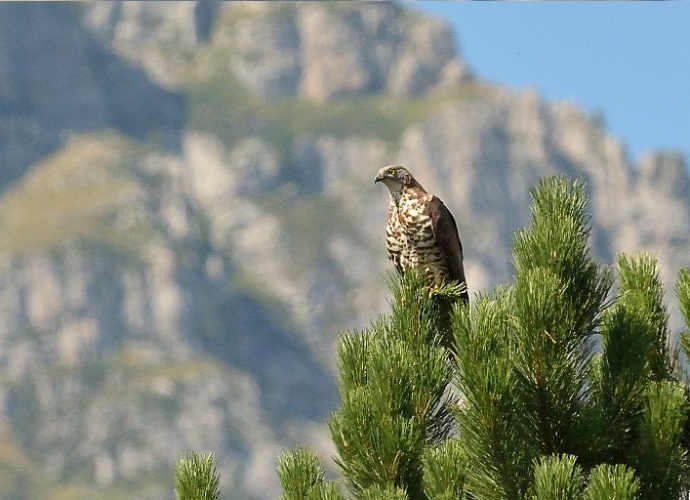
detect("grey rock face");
top-left (0, 3), bottom-right (183, 187)
top-left (83, 2), bottom-right (201, 88)
top-left (80, 2), bottom-right (468, 102)
top-left (0, 134), bottom-right (337, 498)
top-left (225, 3), bottom-right (470, 101)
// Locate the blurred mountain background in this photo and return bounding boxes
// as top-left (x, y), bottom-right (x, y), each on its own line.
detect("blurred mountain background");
top-left (0, 2), bottom-right (688, 498)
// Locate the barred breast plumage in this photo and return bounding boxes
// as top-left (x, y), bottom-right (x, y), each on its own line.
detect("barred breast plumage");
top-left (376, 165), bottom-right (468, 303)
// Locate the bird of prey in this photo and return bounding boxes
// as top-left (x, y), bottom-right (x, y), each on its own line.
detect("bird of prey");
top-left (375, 165), bottom-right (468, 303)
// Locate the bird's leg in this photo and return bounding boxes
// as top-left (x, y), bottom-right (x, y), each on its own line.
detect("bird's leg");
top-left (425, 268), bottom-right (444, 297)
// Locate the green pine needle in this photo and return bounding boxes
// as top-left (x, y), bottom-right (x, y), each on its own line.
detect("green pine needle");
top-left (630, 381), bottom-right (688, 499)
top-left (582, 464), bottom-right (640, 500)
top-left (422, 440), bottom-right (468, 499)
top-left (277, 447), bottom-right (343, 500)
top-left (358, 484), bottom-right (409, 500)
top-left (174, 452), bottom-right (220, 500)
top-left (615, 253), bottom-right (671, 380)
top-left (678, 269), bottom-right (690, 327)
top-left (529, 455), bottom-right (583, 500)
top-left (329, 272), bottom-right (456, 497)
top-left (676, 269), bottom-right (690, 366)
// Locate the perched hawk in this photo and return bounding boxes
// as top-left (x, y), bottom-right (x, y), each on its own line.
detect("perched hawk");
top-left (375, 165), bottom-right (468, 303)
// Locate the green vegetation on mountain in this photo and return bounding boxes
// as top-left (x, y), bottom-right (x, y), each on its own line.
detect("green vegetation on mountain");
top-left (187, 67), bottom-right (487, 155)
top-left (0, 135), bottom-right (147, 254)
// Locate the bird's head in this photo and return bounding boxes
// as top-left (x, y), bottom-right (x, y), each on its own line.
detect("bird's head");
top-left (374, 165), bottom-right (417, 193)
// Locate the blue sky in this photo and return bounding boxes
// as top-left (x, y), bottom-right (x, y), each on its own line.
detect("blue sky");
top-left (411, 2), bottom-right (690, 164)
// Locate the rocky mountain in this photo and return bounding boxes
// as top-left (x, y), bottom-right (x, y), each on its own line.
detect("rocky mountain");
top-left (0, 2), bottom-right (688, 499)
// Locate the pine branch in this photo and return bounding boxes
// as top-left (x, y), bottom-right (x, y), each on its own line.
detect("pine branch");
top-left (358, 484), bottom-right (409, 500)
top-left (528, 455), bottom-right (583, 500)
top-left (422, 440), bottom-right (469, 499)
top-left (678, 269), bottom-right (690, 328)
top-left (512, 175), bottom-right (612, 337)
top-left (512, 267), bottom-right (594, 457)
top-left (676, 269), bottom-right (690, 366)
top-left (582, 464), bottom-right (640, 500)
top-left (453, 289), bottom-right (535, 500)
top-left (615, 253), bottom-right (671, 380)
top-left (329, 272), bottom-right (455, 498)
top-left (174, 452), bottom-right (220, 500)
top-left (630, 381), bottom-right (689, 499)
top-left (277, 447), bottom-right (343, 500)
top-left (510, 176), bottom-right (610, 464)
top-left (591, 254), bottom-right (674, 464)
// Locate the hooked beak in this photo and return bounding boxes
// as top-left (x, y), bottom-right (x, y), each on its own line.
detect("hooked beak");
top-left (374, 172), bottom-right (385, 185)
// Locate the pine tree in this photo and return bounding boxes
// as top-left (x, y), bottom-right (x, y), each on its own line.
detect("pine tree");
top-left (176, 175), bottom-right (690, 499)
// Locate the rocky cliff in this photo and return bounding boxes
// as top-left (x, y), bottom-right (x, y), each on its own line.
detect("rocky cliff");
top-left (0, 3), bottom-right (688, 499)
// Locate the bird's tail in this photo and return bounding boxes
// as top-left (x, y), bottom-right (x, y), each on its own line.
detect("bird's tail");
top-left (429, 280), bottom-right (468, 356)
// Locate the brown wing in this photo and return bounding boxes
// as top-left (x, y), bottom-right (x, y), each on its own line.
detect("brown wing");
top-left (428, 195), bottom-right (469, 301)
